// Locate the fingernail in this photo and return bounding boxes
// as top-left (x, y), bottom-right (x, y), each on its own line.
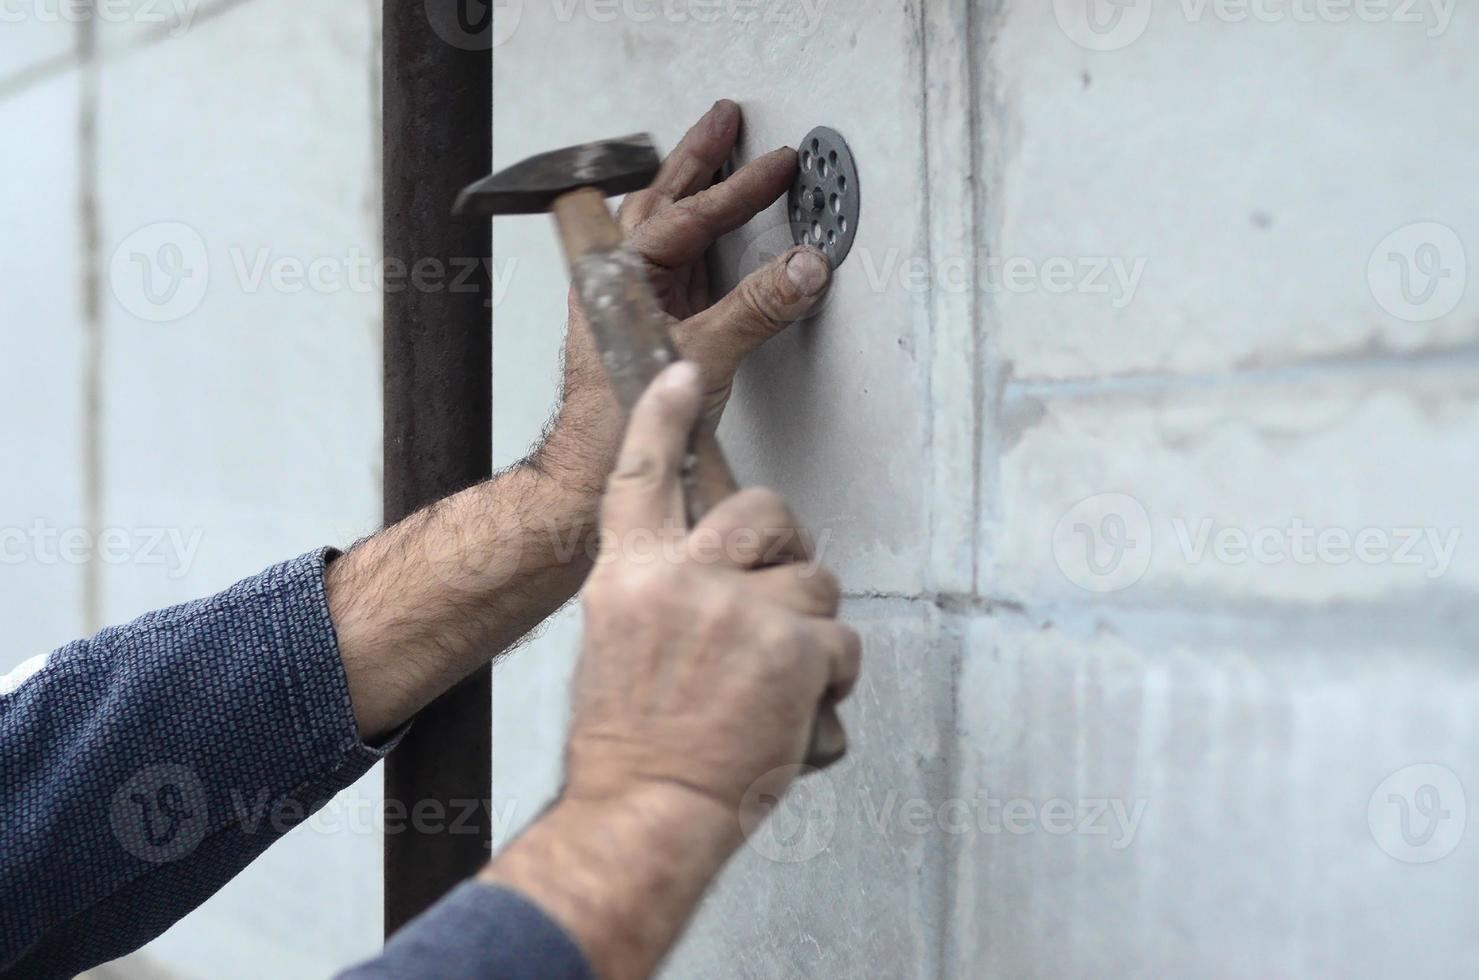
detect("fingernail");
top-left (660, 360), bottom-right (700, 391)
top-left (786, 249), bottom-right (831, 298)
top-left (708, 100), bottom-right (739, 138)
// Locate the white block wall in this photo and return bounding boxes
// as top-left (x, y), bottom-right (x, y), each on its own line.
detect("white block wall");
top-left (956, 3), bottom-right (1479, 975)
top-left (5, 0), bottom-right (1476, 976)
top-left (493, 1), bottom-right (1479, 976)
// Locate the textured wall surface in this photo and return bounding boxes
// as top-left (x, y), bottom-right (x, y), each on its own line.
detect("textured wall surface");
top-left (490, 2), bottom-right (956, 976)
top-left (6, 0), bottom-right (1477, 976)
top-left (959, 3), bottom-right (1479, 975)
top-left (495, 1), bottom-right (1479, 976)
top-left (964, 3), bottom-right (1473, 975)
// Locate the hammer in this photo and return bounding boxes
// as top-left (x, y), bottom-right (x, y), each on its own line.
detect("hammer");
top-left (455, 134), bottom-right (847, 769)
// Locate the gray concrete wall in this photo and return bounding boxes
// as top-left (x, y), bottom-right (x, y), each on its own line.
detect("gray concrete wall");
top-left (491, 4), bottom-right (959, 976)
top-left (958, 3), bottom-right (1479, 975)
top-left (5, 0), bottom-right (1477, 976)
top-left (494, 1), bottom-right (1479, 976)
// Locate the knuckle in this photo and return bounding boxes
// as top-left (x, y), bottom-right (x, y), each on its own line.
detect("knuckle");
top-left (608, 449), bottom-right (664, 492)
top-left (755, 618), bottom-right (809, 676)
top-left (617, 190), bottom-right (651, 226)
top-left (684, 186), bottom-right (726, 222)
top-left (806, 567), bottom-right (842, 612)
top-left (665, 197), bottom-right (711, 237)
top-left (742, 486), bottom-right (791, 524)
top-left (736, 276), bottom-right (780, 333)
top-left (694, 586), bottom-right (750, 641)
top-left (594, 563), bottom-right (677, 609)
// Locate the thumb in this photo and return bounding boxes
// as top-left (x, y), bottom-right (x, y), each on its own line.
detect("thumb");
top-left (677, 246), bottom-right (832, 379)
top-left (599, 361), bottom-right (704, 540)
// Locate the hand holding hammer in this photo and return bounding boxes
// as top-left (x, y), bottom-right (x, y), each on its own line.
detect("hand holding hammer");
top-left (455, 130), bottom-right (848, 768)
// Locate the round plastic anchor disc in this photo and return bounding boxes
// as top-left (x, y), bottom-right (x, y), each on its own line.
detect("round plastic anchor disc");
top-left (788, 126), bottom-right (860, 267)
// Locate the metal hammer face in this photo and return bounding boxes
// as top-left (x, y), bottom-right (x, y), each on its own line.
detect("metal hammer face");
top-left (453, 134), bottom-right (661, 216)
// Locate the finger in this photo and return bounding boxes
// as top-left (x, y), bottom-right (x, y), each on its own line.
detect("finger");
top-left (805, 620), bottom-right (862, 703)
top-left (600, 361), bottom-right (703, 539)
top-left (618, 99), bottom-right (742, 231)
top-left (749, 564), bottom-right (841, 619)
top-left (627, 147), bottom-right (798, 270)
top-left (652, 99), bottom-right (743, 205)
top-left (675, 246), bottom-right (831, 378)
top-left (691, 487), bottom-right (815, 568)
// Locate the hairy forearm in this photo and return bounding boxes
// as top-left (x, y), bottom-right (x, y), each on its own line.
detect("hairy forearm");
top-left (481, 785), bottom-right (740, 980)
top-left (327, 417), bottom-right (609, 740)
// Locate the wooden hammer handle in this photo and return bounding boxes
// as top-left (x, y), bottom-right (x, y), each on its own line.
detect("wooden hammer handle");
top-left (681, 429), bottom-right (738, 524)
top-left (679, 430), bottom-right (846, 768)
top-left (552, 188), bottom-right (847, 770)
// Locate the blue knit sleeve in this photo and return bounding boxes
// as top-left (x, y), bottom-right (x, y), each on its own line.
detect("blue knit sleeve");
top-left (339, 881), bottom-right (594, 980)
top-left (0, 549), bottom-right (402, 977)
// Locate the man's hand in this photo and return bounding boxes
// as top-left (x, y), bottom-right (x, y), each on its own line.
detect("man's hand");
top-left (328, 100), bottom-right (830, 742)
top-left (567, 359), bottom-right (858, 811)
top-left (538, 98), bottom-right (833, 493)
top-left (484, 363), bottom-right (860, 980)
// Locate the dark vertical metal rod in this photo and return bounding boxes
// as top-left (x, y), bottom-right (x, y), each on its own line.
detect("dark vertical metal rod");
top-left (382, 0), bottom-right (492, 937)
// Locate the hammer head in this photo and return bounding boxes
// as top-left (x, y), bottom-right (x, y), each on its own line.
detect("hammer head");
top-left (453, 133), bottom-right (661, 217)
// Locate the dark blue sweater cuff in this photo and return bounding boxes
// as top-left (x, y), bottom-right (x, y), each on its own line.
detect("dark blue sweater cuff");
top-left (0, 548), bottom-right (408, 976)
top-left (339, 881), bottom-right (593, 980)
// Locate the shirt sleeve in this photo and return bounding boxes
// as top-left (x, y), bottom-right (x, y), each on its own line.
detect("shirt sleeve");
top-left (338, 881), bottom-right (594, 980)
top-left (0, 549), bottom-right (403, 977)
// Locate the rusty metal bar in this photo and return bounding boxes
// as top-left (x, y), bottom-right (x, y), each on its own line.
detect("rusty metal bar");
top-left (381, 0), bottom-right (492, 937)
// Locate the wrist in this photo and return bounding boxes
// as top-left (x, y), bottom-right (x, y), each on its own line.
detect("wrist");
top-left (559, 778), bottom-right (743, 856)
top-left (531, 389), bottom-right (623, 500)
top-left (331, 458), bottom-right (607, 741)
top-left (482, 782), bottom-right (739, 980)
